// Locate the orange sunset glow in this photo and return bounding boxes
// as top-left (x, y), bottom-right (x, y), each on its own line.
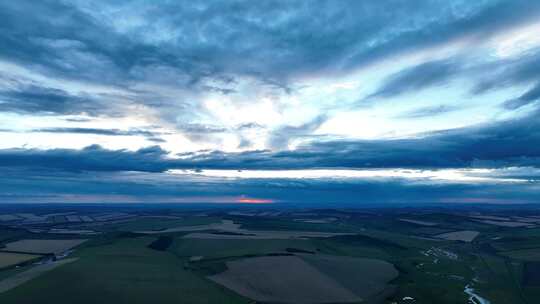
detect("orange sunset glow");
top-left (236, 197), bottom-right (274, 204)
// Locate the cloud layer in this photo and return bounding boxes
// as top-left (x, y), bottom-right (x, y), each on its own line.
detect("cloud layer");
top-left (1, 1), bottom-right (540, 203)
top-left (2, 109), bottom-right (540, 172)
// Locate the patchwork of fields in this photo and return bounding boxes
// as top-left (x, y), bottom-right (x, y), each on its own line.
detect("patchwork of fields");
top-left (209, 255), bottom-right (364, 303)
top-left (0, 206), bottom-right (540, 303)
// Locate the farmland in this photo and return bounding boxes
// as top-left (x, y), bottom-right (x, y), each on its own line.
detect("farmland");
top-left (300, 254), bottom-right (398, 300)
top-left (0, 204), bottom-right (540, 303)
top-left (0, 258), bottom-right (78, 293)
top-left (1, 239), bottom-right (87, 255)
top-left (0, 252), bottom-right (41, 269)
top-left (435, 230), bottom-right (480, 242)
top-left (209, 255), bottom-right (362, 303)
top-left (0, 237), bottom-right (247, 304)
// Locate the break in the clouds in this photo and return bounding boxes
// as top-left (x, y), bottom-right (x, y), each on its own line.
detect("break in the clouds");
top-left (1, 0), bottom-right (540, 204)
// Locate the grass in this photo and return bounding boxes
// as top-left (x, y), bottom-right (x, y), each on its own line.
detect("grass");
top-left (386, 250), bottom-right (475, 304)
top-left (147, 236), bottom-right (173, 251)
top-left (209, 255), bottom-right (362, 304)
top-left (0, 229), bottom-right (28, 248)
top-left (172, 237), bottom-right (319, 259)
top-left (0, 265), bottom-right (31, 282)
top-left (477, 255), bottom-right (527, 303)
top-left (502, 248), bottom-right (540, 261)
top-left (301, 254), bottom-right (398, 299)
top-left (491, 237), bottom-right (540, 252)
top-left (174, 227), bottom-right (482, 304)
top-left (4, 211), bottom-right (540, 304)
top-left (0, 236), bottom-right (248, 304)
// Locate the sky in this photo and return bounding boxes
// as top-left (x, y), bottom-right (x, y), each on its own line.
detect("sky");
top-left (1, 0), bottom-right (540, 205)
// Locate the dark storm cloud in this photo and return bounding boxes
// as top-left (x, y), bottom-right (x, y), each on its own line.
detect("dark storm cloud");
top-left (0, 2), bottom-right (124, 83)
top-left (503, 82), bottom-right (540, 110)
top-left (31, 127), bottom-right (167, 143)
top-left (177, 124), bottom-right (227, 134)
top-left (461, 49), bottom-right (540, 110)
top-left (2, 1), bottom-right (539, 96)
top-left (174, 123), bottom-right (228, 143)
top-left (357, 47), bottom-right (540, 111)
top-left (268, 115), bottom-right (327, 149)
top-left (0, 85), bottom-right (100, 115)
top-left (236, 123), bottom-right (264, 130)
top-left (272, 110), bottom-right (540, 169)
top-left (342, 0), bottom-right (540, 71)
top-left (0, 0), bottom-right (537, 125)
top-left (33, 127), bottom-right (161, 137)
top-left (368, 59), bottom-right (460, 99)
top-left (397, 105), bottom-right (459, 118)
top-left (0, 145), bottom-right (170, 173)
top-left (168, 109), bottom-right (540, 170)
top-left (1, 110), bottom-right (540, 172)
top-left (174, 123), bottom-right (264, 145)
top-left (3, 1), bottom-right (540, 205)
top-left (63, 118), bottom-right (93, 123)
top-left (473, 51), bottom-right (540, 94)
top-left (362, 45), bottom-right (540, 106)
top-left (470, 50), bottom-right (540, 104)
top-left (1, 166), bottom-right (539, 204)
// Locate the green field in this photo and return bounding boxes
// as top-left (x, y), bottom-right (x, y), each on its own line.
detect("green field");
top-left (0, 237), bottom-right (247, 304)
top-left (1, 207), bottom-right (540, 303)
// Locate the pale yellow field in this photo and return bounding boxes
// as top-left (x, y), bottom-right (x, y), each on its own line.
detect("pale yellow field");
top-left (435, 230), bottom-right (480, 242)
top-left (135, 220), bottom-right (241, 234)
top-left (476, 220), bottom-right (534, 228)
top-left (0, 252), bottom-right (41, 269)
top-left (1, 239), bottom-right (87, 254)
top-left (399, 218), bottom-right (439, 226)
top-left (137, 219), bottom-right (354, 239)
